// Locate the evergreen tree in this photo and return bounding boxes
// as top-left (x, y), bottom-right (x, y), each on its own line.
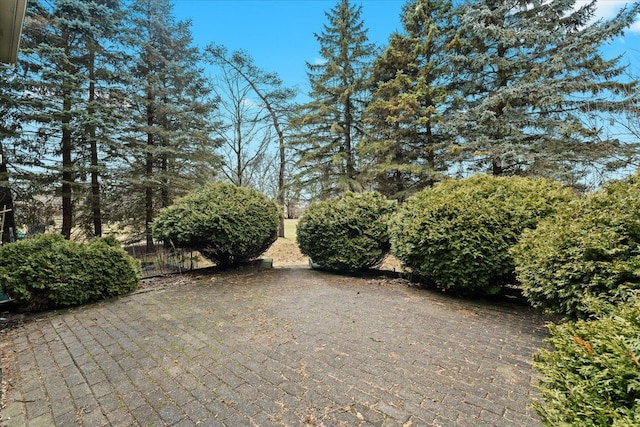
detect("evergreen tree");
top-left (16, 0), bottom-right (128, 239)
top-left (75, 0), bottom-right (125, 238)
top-left (0, 68), bottom-right (21, 243)
top-left (121, 0), bottom-right (218, 250)
top-left (606, 66), bottom-right (640, 177)
top-left (361, 0), bottom-right (456, 201)
top-left (18, 0), bottom-right (92, 239)
top-left (290, 0), bottom-right (376, 198)
top-left (447, 0), bottom-right (640, 182)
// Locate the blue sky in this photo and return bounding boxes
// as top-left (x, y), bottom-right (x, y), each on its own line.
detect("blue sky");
top-left (172, 0), bottom-right (640, 93)
top-left (172, 0), bottom-right (405, 93)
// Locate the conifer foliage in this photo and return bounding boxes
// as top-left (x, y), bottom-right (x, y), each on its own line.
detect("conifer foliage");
top-left (361, 0), bottom-right (456, 200)
top-left (290, 0), bottom-right (376, 198)
top-left (3, 0), bottom-right (220, 244)
top-left (153, 183), bottom-right (280, 268)
top-left (297, 192), bottom-right (396, 271)
top-left (17, 0), bottom-right (120, 239)
top-left (2, 0), bottom-right (639, 248)
top-left (122, 0), bottom-right (219, 250)
top-left (446, 0), bottom-right (640, 180)
top-left (0, 68), bottom-right (22, 244)
top-left (534, 299), bottom-right (640, 426)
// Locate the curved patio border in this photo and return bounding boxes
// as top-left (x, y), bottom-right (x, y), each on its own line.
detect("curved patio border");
top-left (0, 268), bottom-right (546, 426)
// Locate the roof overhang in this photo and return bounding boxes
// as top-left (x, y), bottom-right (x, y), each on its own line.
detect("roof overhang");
top-left (0, 0), bottom-right (28, 68)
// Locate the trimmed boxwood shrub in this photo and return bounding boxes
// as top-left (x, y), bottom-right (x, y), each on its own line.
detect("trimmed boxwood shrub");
top-left (152, 182), bottom-right (280, 267)
top-left (0, 234), bottom-right (141, 312)
top-left (512, 173), bottom-right (640, 319)
top-left (296, 192), bottom-right (396, 272)
top-left (534, 298), bottom-right (640, 426)
top-left (390, 175), bottom-right (574, 295)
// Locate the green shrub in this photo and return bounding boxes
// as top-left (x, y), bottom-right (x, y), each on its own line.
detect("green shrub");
top-left (390, 175), bottom-right (574, 294)
top-left (96, 235), bottom-right (121, 248)
top-left (0, 234), bottom-right (141, 312)
top-left (152, 182), bottom-right (280, 267)
top-left (534, 298), bottom-right (640, 426)
top-left (296, 192), bottom-right (396, 272)
top-left (512, 173), bottom-right (640, 319)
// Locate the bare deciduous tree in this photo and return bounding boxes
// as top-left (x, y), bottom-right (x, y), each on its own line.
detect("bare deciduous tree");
top-left (206, 45), bottom-right (296, 237)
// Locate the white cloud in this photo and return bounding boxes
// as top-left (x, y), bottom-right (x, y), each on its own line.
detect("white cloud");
top-left (593, 1), bottom-right (629, 20)
top-left (575, 1), bottom-right (640, 33)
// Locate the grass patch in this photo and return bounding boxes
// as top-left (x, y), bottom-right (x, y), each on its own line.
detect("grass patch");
top-left (282, 219), bottom-right (298, 240)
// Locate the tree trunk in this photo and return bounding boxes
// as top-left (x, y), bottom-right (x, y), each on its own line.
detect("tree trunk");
top-left (160, 98), bottom-right (170, 208)
top-left (61, 91), bottom-right (73, 240)
top-left (247, 80), bottom-right (286, 236)
top-left (425, 121), bottom-right (436, 187)
top-left (88, 46), bottom-right (102, 237)
top-left (492, 159), bottom-right (503, 176)
top-left (0, 145), bottom-right (16, 244)
top-left (145, 97), bottom-right (155, 252)
top-left (344, 95), bottom-right (356, 192)
top-left (60, 30), bottom-right (74, 240)
top-left (160, 153), bottom-right (169, 208)
top-left (90, 136), bottom-right (101, 236)
top-left (145, 150), bottom-right (154, 251)
top-left (235, 117), bottom-right (243, 186)
top-left (491, 41), bottom-right (507, 178)
top-left (277, 135), bottom-right (285, 237)
top-left (210, 51), bottom-right (290, 236)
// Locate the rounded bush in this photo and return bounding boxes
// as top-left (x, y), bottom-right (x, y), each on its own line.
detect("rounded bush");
top-left (296, 192), bottom-right (396, 272)
top-left (0, 234), bottom-right (141, 312)
top-left (152, 182), bottom-right (280, 267)
top-left (534, 298), bottom-right (640, 426)
top-left (512, 173), bottom-right (640, 319)
top-left (390, 175), bottom-right (574, 294)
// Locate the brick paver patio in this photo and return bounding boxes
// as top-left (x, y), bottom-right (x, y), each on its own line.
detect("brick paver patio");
top-left (0, 267), bottom-right (547, 426)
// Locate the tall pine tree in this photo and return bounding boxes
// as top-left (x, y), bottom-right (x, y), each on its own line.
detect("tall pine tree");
top-left (0, 67), bottom-right (21, 243)
top-left (361, 0), bottom-right (456, 201)
top-left (290, 0), bottom-right (376, 198)
top-left (75, 0), bottom-right (125, 238)
top-left (447, 0), bottom-right (640, 183)
top-left (122, 0), bottom-right (218, 250)
top-left (18, 0), bottom-right (95, 239)
top-left (17, 0), bottom-right (128, 239)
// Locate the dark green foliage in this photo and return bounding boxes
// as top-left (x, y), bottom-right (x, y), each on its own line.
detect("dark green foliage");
top-left (290, 0), bottom-right (376, 197)
top-left (534, 298), bottom-right (640, 426)
top-left (0, 234), bottom-right (141, 312)
top-left (361, 0), bottom-right (455, 200)
top-left (152, 183), bottom-right (280, 267)
top-left (297, 192), bottom-right (396, 272)
top-left (513, 173), bottom-right (640, 319)
top-left (95, 235), bottom-right (121, 248)
top-left (123, 0), bottom-right (220, 251)
top-left (390, 175), bottom-right (573, 294)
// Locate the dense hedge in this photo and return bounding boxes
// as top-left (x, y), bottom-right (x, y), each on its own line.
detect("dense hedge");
top-left (390, 175), bottom-right (574, 294)
top-left (513, 173), bottom-right (640, 319)
top-left (0, 234), bottom-right (141, 312)
top-left (153, 182), bottom-right (280, 267)
top-left (534, 298), bottom-right (640, 426)
top-left (296, 192), bottom-right (396, 272)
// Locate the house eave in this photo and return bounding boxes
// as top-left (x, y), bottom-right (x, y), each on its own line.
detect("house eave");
top-left (0, 0), bottom-right (28, 68)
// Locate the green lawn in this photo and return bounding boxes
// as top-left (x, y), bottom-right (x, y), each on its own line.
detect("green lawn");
top-left (282, 218), bottom-right (298, 240)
